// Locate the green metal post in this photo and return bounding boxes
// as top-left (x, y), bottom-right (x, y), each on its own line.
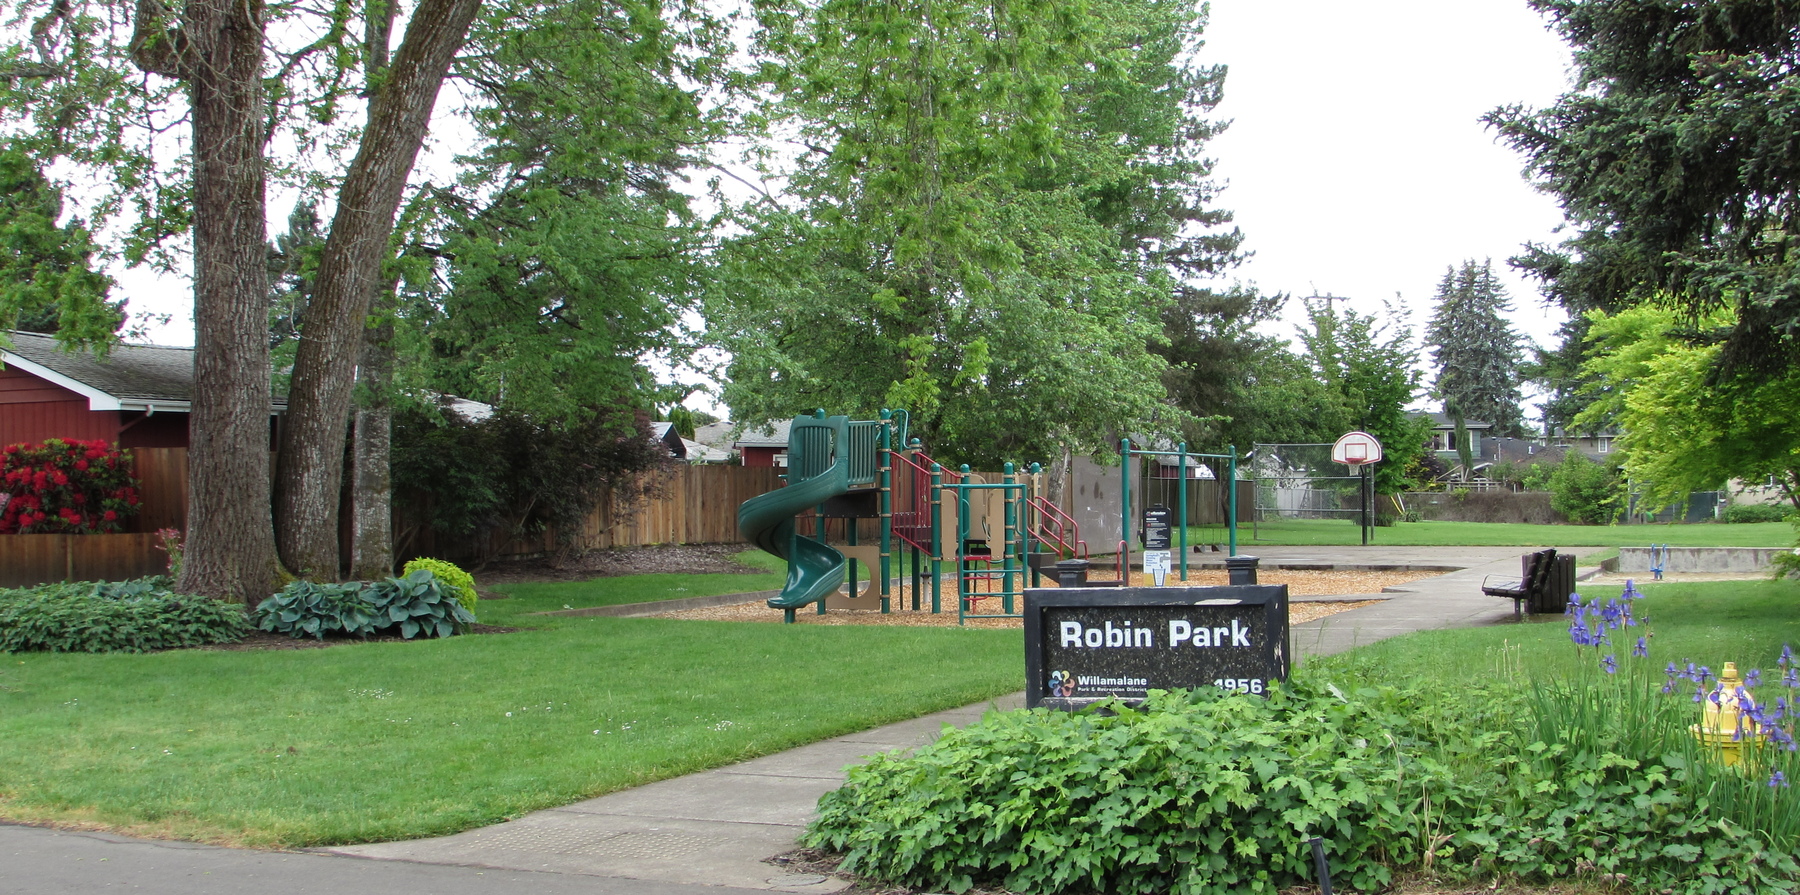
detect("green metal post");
top-left (1002, 462), bottom-right (1016, 615)
top-left (1228, 444), bottom-right (1239, 555)
top-left (959, 464), bottom-right (972, 624)
top-left (879, 409), bottom-right (892, 613)
top-left (1120, 438), bottom-right (1132, 583)
top-left (930, 463), bottom-right (943, 614)
top-left (1177, 442), bottom-right (1188, 581)
top-left (1028, 462), bottom-right (1042, 586)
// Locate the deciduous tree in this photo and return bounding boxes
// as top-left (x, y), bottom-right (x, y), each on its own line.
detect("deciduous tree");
top-left (1294, 299), bottom-right (1431, 498)
top-left (708, 0), bottom-right (1238, 468)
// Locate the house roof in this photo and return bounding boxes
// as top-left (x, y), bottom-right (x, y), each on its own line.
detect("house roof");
top-left (681, 437), bottom-right (731, 463)
top-left (0, 330), bottom-right (292, 413)
top-left (731, 420), bottom-right (792, 449)
top-left (1419, 411), bottom-right (1493, 430)
top-left (693, 420), bottom-right (736, 449)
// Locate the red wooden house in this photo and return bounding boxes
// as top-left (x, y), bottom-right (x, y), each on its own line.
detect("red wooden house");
top-left (0, 330), bottom-right (283, 450)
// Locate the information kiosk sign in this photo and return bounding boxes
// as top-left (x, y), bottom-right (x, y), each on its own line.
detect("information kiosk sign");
top-left (1025, 585), bottom-right (1290, 710)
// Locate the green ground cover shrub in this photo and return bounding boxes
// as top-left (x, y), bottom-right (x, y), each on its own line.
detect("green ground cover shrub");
top-left (806, 584), bottom-right (1800, 895)
top-left (403, 557), bottom-right (477, 618)
top-left (807, 682), bottom-right (1444, 895)
top-left (255, 569), bottom-right (473, 640)
top-left (0, 578), bottom-right (249, 652)
top-left (1724, 503), bottom-right (1793, 524)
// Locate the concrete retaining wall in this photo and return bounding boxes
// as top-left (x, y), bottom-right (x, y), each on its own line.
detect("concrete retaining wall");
top-left (1614, 546), bottom-right (1789, 574)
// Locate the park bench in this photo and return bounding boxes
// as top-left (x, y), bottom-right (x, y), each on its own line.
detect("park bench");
top-left (1482, 548), bottom-right (1559, 620)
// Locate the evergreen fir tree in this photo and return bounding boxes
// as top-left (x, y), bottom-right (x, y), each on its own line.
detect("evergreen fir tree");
top-left (0, 148), bottom-right (120, 346)
top-left (1424, 260), bottom-right (1526, 437)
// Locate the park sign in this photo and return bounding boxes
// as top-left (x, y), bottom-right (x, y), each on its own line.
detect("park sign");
top-left (1024, 585), bottom-right (1291, 710)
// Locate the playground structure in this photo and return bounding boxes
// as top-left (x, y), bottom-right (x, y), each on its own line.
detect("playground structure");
top-left (737, 412), bottom-right (1242, 624)
top-left (736, 410), bottom-right (1090, 624)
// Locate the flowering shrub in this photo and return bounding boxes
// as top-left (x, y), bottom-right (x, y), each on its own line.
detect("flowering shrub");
top-left (0, 439), bottom-right (141, 534)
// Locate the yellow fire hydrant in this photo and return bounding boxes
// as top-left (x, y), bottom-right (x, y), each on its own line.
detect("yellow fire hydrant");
top-left (1692, 662), bottom-right (1767, 767)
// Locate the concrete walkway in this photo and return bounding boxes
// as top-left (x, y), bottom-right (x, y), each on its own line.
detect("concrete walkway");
top-left (5, 545), bottom-right (1599, 894)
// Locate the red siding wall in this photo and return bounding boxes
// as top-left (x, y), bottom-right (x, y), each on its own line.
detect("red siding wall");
top-left (0, 367), bottom-right (119, 447)
top-left (740, 446), bottom-right (783, 468)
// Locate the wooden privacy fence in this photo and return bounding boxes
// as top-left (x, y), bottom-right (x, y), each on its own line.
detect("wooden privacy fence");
top-left (399, 464), bottom-right (789, 564)
top-left (0, 534), bottom-right (166, 588)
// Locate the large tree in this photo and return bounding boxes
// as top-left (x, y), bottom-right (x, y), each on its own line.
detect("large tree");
top-left (1576, 305), bottom-right (1800, 512)
top-left (1294, 298), bottom-right (1431, 498)
top-left (271, 0), bottom-right (483, 579)
top-left (0, 147), bottom-right (120, 344)
top-left (1423, 259), bottom-right (1526, 437)
top-left (1157, 287), bottom-right (1342, 450)
top-left (3, 0), bottom-right (508, 596)
top-left (707, 0), bottom-right (1238, 467)
top-left (1488, 0), bottom-right (1800, 381)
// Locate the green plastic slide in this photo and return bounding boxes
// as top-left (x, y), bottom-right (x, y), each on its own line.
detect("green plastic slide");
top-left (737, 416), bottom-right (849, 611)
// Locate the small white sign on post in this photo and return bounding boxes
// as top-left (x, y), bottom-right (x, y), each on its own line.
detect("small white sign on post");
top-left (1143, 549), bottom-right (1172, 586)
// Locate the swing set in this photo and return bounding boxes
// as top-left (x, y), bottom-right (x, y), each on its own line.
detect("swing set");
top-left (1113, 438), bottom-right (1240, 584)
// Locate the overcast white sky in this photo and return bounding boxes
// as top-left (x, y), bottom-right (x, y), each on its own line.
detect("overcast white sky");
top-left (1201, 0), bottom-right (1577, 358)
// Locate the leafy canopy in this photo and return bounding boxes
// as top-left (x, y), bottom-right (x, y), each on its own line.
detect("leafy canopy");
top-left (1488, 0), bottom-right (1800, 378)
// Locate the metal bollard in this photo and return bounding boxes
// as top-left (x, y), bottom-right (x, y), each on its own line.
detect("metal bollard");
top-left (1054, 558), bottom-right (1091, 588)
top-left (1225, 554), bottom-right (1259, 585)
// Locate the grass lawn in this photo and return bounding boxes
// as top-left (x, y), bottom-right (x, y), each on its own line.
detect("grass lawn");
top-left (1235, 518), bottom-right (1795, 548)
top-left (1302, 577), bottom-right (1800, 687)
top-left (0, 560), bottom-right (1023, 848)
top-left (484, 548), bottom-right (785, 611)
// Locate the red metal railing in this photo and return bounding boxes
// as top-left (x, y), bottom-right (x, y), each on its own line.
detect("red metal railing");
top-left (889, 448), bottom-right (961, 554)
top-left (1025, 495), bottom-right (1086, 559)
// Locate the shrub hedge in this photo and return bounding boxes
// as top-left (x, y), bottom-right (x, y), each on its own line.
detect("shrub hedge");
top-left (804, 677), bottom-right (1800, 895)
top-left (0, 577), bottom-right (249, 653)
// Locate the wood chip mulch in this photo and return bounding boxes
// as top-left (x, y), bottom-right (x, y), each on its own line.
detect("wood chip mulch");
top-left (653, 568), bottom-right (1425, 628)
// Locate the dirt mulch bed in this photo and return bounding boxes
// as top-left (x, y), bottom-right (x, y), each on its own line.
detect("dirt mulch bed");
top-left (653, 566), bottom-right (1421, 628)
top-left (657, 597), bottom-right (1381, 628)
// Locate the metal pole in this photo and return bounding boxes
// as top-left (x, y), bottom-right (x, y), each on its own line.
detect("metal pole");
top-left (1228, 444), bottom-right (1239, 555)
top-left (958, 465), bottom-right (973, 625)
top-left (1120, 438), bottom-right (1131, 585)
top-left (878, 410), bottom-right (892, 613)
top-left (1177, 442), bottom-right (1189, 581)
top-left (930, 463), bottom-right (943, 614)
top-left (1003, 462), bottom-right (1016, 615)
top-left (1361, 465), bottom-right (1371, 546)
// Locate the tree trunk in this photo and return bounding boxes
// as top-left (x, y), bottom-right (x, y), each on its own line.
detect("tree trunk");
top-left (273, 0), bottom-right (483, 578)
top-left (350, 312), bottom-right (394, 579)
top-left (165, 0), bottom-right (279, 604)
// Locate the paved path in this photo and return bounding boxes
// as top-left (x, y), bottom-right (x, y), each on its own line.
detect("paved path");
top-left (5, 545), bottom-right (1600, 894)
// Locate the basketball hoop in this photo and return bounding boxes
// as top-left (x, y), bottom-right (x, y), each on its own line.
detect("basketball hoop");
top-left (1331, 431), bottom-right (1383, 467)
